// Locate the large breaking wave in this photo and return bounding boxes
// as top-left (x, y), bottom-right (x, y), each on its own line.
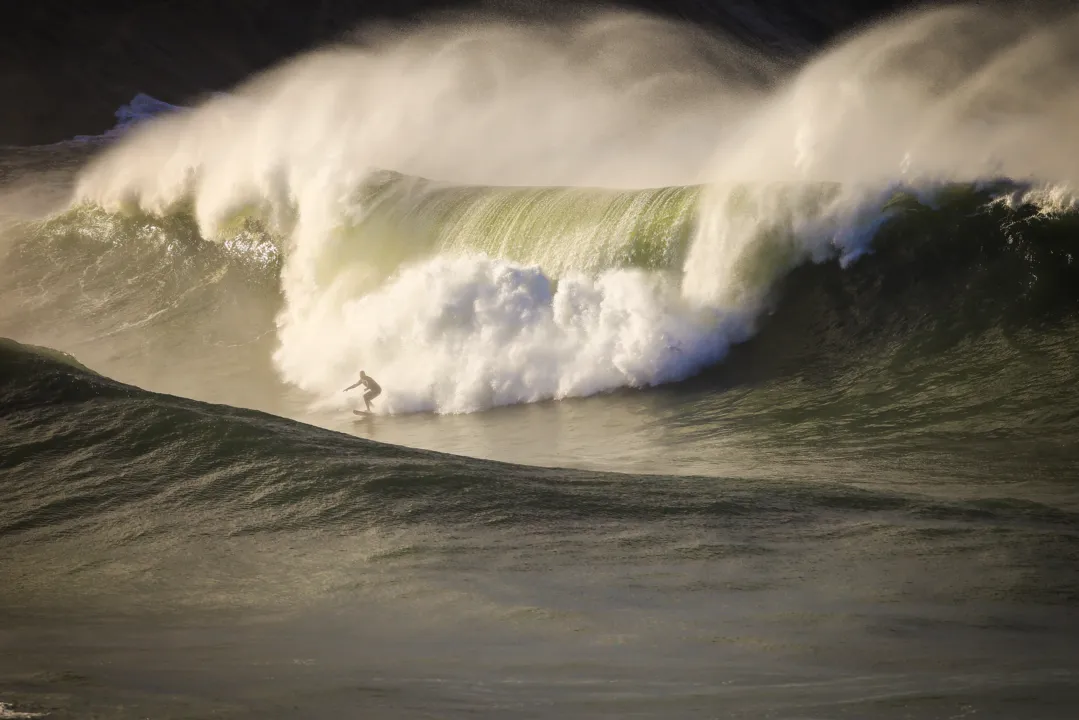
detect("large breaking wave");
top-left (18, 6), bottom-right (1079, 415)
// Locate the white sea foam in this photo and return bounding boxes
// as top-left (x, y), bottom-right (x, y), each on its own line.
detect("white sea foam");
top-left (278, 254), bottom-right (750, 414)
top-left (0, 702), bottom-right (43, 719)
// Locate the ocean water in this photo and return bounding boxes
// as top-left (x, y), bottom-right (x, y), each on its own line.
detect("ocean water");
top-left (2, 6), bottom-right (1079, 719)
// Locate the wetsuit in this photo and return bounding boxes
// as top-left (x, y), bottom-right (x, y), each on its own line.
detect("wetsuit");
top-left (360, 376), bottom-right (381, 404)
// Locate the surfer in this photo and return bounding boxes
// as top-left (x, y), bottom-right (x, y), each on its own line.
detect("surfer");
top-left (343, 370), bottom-right (382, 413)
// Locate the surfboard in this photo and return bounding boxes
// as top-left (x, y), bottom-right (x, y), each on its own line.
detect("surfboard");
top-left (352, 409), bottom-right (370, 416)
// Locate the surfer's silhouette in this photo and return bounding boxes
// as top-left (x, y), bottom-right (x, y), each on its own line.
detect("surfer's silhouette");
top-left (343, 370), bottom-right (381, 413)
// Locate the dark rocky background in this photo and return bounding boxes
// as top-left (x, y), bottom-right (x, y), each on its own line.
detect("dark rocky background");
top-left (0, 0), bottom-right (921, 146)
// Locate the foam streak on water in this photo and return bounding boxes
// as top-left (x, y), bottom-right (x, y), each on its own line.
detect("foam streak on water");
top-left (0, 702), bottom-right (42, 719)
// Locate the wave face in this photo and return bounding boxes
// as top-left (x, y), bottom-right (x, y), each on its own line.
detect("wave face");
top-left (348, 169), bottom-right (702, 274)
top-left (4, 7), bottom-right (1079, 420)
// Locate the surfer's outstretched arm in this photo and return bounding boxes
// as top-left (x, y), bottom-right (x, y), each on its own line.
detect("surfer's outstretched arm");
top-left (343, 379), bottom-right (362, 392)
